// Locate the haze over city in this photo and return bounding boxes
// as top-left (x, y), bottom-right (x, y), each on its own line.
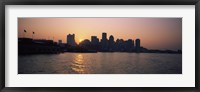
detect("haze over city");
top-left (18, 18), bottom-right (182, 50)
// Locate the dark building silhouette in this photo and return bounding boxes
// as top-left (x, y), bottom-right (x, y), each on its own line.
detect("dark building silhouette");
top-left (132, 39), bottom-right (135, 51)
top-left (135, 38), bottom-right (140, 52)
top-left (79, 39), bottom-right (91, 47)
top-left (109, 35), bottom-right (115, 51)
top-left (91, 36), bottom-right (100, 51)
top-left (115, 39), bottom-right (120, 51)
top-left (18, 38), bottom-right (63, 54)
top-left (115, 39), bottom-right (125, 51)
top-left (67, 34), bottom-right (76, 46)
top-left (91, 36), bottom-right (99, 45)
top-left (102, 33), bottom-right (107, 40)
top-left (125, 39), bottom-right (133, 52)
top-left (101, 32), bottom-right (108, 51)
top-left (19, 31), bottom-right (182, 54)
top-left (79, 39), bottom-right (98, 52)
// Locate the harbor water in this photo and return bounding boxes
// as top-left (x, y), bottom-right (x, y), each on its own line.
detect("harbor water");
top-left (18, 52), bottom-right (182, 74)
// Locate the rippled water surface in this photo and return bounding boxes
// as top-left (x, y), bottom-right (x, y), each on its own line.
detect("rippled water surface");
top-left (18, 53), bottom-right (182, 74)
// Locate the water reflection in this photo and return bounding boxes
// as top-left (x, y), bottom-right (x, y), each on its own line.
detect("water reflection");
top-left (71, 54), bottom-right (86, 74)
top-left (18, 53), bottom-right (182, 74)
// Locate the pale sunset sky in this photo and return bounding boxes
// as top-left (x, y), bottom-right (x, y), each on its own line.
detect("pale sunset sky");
top-left (18, 18), bottom-right (182, 50)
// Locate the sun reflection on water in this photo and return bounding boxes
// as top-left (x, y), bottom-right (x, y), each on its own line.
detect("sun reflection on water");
top-left (71, 54), bottom-right (86, 74)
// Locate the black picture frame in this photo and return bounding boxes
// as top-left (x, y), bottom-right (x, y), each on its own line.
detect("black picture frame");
top-left (0, 0), bottom-right (199, 92)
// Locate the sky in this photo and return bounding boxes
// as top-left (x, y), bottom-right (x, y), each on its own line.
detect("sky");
top-left (18, 18), bottom-right (182, 50)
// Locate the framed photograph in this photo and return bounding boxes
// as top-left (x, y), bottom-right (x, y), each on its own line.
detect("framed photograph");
top-left (0, 0), bottom-right (199, 92)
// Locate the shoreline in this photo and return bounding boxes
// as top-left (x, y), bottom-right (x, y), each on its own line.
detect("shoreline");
top-left (18, 51), bottom-right (182, 55)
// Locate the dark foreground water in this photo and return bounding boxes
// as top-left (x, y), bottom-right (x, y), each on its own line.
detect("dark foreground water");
top-left (18, 53), bottom-right (182, 74)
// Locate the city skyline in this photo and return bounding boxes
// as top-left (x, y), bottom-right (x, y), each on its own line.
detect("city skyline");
top-left (66, 32), bottom-right (141, 52)
top-left (18, 18), bottom-right (182, 50)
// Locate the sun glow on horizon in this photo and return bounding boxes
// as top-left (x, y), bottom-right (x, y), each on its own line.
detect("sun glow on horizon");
top-left (78, 39), bottom-right (83, 43)
top-left (18, 18), bottom-right (182, 50)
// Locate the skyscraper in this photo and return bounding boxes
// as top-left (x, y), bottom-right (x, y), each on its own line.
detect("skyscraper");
top-left (135, 38), bottom-right (140, 52)
top-left (125, 39), bottom-right (133, 52)
top-left (91, 36), bottom-right (99, 45)
top-left (132, 39), bottom-right (135, 51)
top-left (101, 32), bottom-right (108, 51)
top-left (115, 39), bottom-right (125, 51)
top-left (109, 35), bottom-right (115, 51)
top-left (67, 34), bottom-right (76, 46)
top-left (102, 32), bottom-right (107, 40)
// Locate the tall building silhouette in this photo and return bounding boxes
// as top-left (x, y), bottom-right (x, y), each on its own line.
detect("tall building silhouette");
top-left (125, 39), bottom-right (133, 52)
top-left (132, 39), bottom-right (135, 51)
top-left (65, 32), bottom-right (142, 52)
top-left (102, 32), bottom-right (107, 40)
top-left (109, 35), bottom-right (115, 51)
top-left (91, 36), bottom-right (99, 45)
top-left (136, 38), bottom-right (140, 52)
top-left (116, 39), bottom-right (125, 51)
top-left (67, 34), bottom-right (76, 46)
top-left (101, 32), bottom-right (108, 51)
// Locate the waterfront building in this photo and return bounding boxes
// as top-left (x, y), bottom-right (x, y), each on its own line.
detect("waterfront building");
top-left (79, 39), bottom-right (91, 49)
top-left (101, 32), bottom-right (108, 51)
top-left (67, 34), bottom-right (76, 46)
top-left (136, 38), bottom-right (140, 52)
top-left (125, 39), bottom-right (133, 52)
top-left (102, 32), bottom-right (107, 40)
top-left (91, 36), bottom-right (99, 45)
top-left (115, 39), bottom-right (125, 51)
top-left (132, 39), bottom-right (135, 51)
top-left (109, 35), bottom-right (115, 51)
